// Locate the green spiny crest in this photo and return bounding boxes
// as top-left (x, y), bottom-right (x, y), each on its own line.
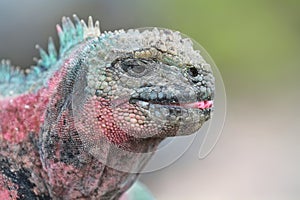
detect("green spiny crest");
top-left (0, 15), bottom-right (101, 97)
top-left (34, 15), bottom-right (100, 70)
top-left (0, 60), bottom-right (24, 83)
top-left (0, 60), bottom-right (26, 96)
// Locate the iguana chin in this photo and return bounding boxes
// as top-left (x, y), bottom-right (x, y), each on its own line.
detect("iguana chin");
top-left (0, 15), bottom-right (214, 199)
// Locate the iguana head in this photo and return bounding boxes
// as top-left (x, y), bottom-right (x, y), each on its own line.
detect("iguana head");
top-left (74, 28), bottom-right (214, 143)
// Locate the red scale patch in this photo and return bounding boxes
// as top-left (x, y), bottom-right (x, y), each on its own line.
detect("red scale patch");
top-left (0, 89), bottom-right (49, 143)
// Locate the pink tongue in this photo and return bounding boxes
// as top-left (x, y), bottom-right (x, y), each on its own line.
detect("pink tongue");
top-left (182, 100), bottom-right (213, 109)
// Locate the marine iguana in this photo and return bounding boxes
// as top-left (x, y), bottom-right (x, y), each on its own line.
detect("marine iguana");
top-left (0, 15), bottom-right (214, 199)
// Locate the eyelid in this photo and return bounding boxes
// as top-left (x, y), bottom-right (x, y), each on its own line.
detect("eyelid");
top-left (120, 58), bottom-right (152, 77)
top-left (127, 65), bottom-right (149, 77)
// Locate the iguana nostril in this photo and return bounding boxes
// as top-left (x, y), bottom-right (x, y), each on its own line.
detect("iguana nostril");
top-left (187, 67), bottom-right (198, 77)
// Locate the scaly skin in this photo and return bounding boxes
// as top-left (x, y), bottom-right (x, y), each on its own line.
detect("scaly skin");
top-left (0, 16), bottom-right (214, 199)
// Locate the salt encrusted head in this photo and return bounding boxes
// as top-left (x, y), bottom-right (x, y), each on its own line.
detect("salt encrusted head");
top-left (72, 25), bottom-right (214, 145)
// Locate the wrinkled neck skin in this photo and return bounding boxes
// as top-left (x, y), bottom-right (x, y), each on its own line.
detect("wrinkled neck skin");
top-left (39, 57), bottom-right (163, 199)
top-left (39, 86), bottom-right (162, 199)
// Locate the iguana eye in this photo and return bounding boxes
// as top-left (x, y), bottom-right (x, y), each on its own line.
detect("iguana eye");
top-left (128, 64), bottom-right (146, 74)
top-left (120, 58), bottom-right (150, 77)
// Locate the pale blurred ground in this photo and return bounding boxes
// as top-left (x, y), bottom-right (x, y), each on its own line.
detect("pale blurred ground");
top-left (142, 92), bottom-right (300, 200)
top-left (0, 0), bottom-right (299, 199)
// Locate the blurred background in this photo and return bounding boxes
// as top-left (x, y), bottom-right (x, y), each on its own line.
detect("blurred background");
top-left (0, 0), bottom-right (299, 199)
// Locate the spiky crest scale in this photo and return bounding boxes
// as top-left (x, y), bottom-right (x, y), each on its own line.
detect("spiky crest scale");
top-left (0, 60), bottom-right (24, 83)
top-left (82, 16), bottom-right (101, 39)
top-left (0, 15), bottom-right (101, 97)
top-left (35, 14), bottom-right (100, 70)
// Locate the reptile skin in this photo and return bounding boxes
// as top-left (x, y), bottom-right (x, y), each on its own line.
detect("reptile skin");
top-left (0, 16), bottom-right (214, 199)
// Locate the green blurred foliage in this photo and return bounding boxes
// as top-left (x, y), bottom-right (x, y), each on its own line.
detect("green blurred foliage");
top-left (153, 0), bottom-right (300, 95)
top-left (1, 0), bottom-right (298, 97)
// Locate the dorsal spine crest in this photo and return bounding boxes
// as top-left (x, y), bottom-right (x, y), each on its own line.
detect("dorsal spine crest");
top-left (0, 15), bottom-right (101, 97)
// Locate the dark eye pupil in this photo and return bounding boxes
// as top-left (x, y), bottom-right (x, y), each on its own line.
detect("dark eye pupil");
top-left (131, 65), bottom-right (146, 73)
top-left (188, 67), bottom-right (198, 77)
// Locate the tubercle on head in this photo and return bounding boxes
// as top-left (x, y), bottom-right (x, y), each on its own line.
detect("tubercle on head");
top-left (81, 16), bottom-right (101, 39)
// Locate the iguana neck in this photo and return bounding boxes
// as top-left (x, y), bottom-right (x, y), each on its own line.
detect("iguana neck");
top-left (38, 86), bottom-right (162, 198)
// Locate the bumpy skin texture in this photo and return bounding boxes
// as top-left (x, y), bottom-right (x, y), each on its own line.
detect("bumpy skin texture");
top-left (0, 16), bottom-right (214, 199)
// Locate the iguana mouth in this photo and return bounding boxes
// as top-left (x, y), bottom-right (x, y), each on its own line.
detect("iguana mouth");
top-left (133, 98), bottom-right (213, 124)
top-left (129, 87), bottom-right (213, 111)
top-left (132, 98), bottom-right (213, 110)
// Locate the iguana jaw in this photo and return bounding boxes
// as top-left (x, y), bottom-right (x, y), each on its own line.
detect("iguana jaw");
top-left (133, 100), bottom-right (212, 137)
